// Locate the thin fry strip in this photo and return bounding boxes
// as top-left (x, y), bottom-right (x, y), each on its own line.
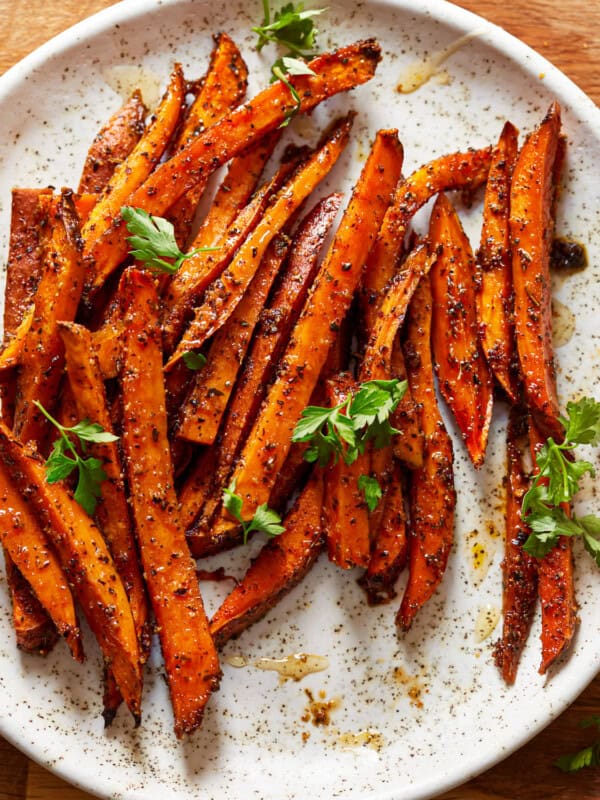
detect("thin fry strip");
top-left (59, 322), bottom-right (150, 656)
top-left (219, 129), bottom-right (403, 526)
top-left (476, 121), bottom-right (520, 403)
top-left (4, 559), bottom-right (58, 655)
top-left (210, 473), bottom-right (324, 648)
top-left (0, 305), bottom-right (35, 371)
top-left (0, 459), bottom-right (82, 660)
top-left (510, 103), bottom-right (563, 440)
top-left (390, 342), bottom-right (423, 469)
top-left (84, 39), bottom-right (382, 294)
top-left (396, 276), bottom-right (456, 631)
top-left (167, 114), bottom-right (355, 361)
top-left (13, 191), bottom-right (85, 445)
top-left (78, 91), bottom-right (147, 195)
top-left (492, 408), bottom-right (538, 684)
top-left (82, 65), bottom-right (185, 247)
top-left (0, 423), bottom-right (142, 719)
top-left (429, 193), bottom-right (493, 468)
top-left (119, 268), bottom-right (220, 738)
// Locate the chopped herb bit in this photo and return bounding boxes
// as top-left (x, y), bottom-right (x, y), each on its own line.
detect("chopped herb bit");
top-left (182, 351), bottom-right (207, 371)
top-left (358, 474), bottom-right (382, 512)
top-left (223, 480), bottom-right (285, 544)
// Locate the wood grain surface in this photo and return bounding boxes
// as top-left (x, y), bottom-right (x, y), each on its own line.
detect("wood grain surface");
top-left (0, 1), bottom-right (599, 799)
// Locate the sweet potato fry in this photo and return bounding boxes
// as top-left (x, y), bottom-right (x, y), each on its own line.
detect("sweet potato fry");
top-left (0, 305), bottom-right (35, 371)
top-left (361, 146), bottom-right (492, 332)
top-left (476, 121), bottom-right (520, 403)
top-left (493, 408), bottom-right (538, 684)
top-left (528, 416), bottom-right (577, 674)
top-left (390, 342), bottom-right (423, 469)
top-left (4, 558), bottom-right (58, 655)
top-left (0, 423), bottom-right (142, 719)
top-left (219, 129), bottom-right (403, 525)
top-left (78, 91), bottom-right (146, 195)
top-left (119, 268), bottom-right (220, 737)
top-left (13, 191), bottom-right (85, 445)
top-left (322, 374), bottom-right (371, 569)
top-left (59, 322), bottom-right (150, 656)
top-left (510, 103), bottom-right (563, 440)
top-left (359, 461), bottom-right (408, 604)
top-left (84, 39), bottom-right (382, 293)
top-left (90, 319), bottom-right (124, 380)
top-left (82, 65), bottom-right (184, 248)
top-left (73, 192), bottom-right (98, 225)
top-left (0, 459), bottom-right (82, 660)
top-left (397, 277), bottom-right (456, 631)
top-left (210, 472), bottom-right (324, 648)
top-left (429, 193), bottom-right (493, 468)
top-left (167, 114), bottom-right (354, 360)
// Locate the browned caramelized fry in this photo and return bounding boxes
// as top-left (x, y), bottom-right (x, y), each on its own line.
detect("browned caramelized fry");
top-left (389, 342), bottom-right (423, 469)
top-left (78, 91), bottom-right (147, 196)
top-left (4, 558), bottom-right (58, 655)
top-left (210, 473), bottom-right (324, 648)
top-left (83, 39), bottom-right (382, 294)
top-left (119, 268), bottom-right (220, 737)
top-left (493, 408), bottom-right (538, 684)
top-left (397, 277), bottom-right (456, 631)
top-left (510, 103), bottom-right (563, 440)
top-left (0, 305), bottom-right (34, 371)
top-left (476, 121), bottom-right (520, 403)
top-left (429, 193), bottom-right (493, 468)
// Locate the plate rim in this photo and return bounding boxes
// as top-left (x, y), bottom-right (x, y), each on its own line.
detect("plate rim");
top-left (0, 1), bottom-right (599, 799)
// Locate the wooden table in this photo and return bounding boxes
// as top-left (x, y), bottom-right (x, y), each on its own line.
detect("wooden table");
top-left (0, 1), bottom-right (599, 798)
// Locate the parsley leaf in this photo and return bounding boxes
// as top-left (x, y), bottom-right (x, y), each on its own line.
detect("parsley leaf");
top-left (33, 400), bottom-right (118, 516)
top-left (182, 351), bottom-right (207, 371)
top-left (358, 474), bottom-right (382, 512)
top-left (271, 57), bottom-right (317, 127)
top-left (555, 716), bottom-right (600, 773)
top-left (223, 481), bottom-right (285, 544)
top-left (253, 1), bottom-right (326, 57)
top-left (121, 206), bottom-right (216, 274)
top-left (522, 397), bottom-right (600, 566)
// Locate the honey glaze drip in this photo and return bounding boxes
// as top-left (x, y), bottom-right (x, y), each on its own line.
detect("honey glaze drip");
top-left (396, 28), bottom-right (489, 93)
top-left (254, 653), bottom-right (329, 682)
top-left (474, 603), bottom-right (501, 643)
top-left (339, 729), bottom-right (384, 752)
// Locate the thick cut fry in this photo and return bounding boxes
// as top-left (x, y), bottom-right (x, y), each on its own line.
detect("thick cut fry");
top-left (119, 268), bottom-right (220, 738)
top-left (397, 277), bottom-right (456, 631)
top-left (429, 193), bottom-right (493, 468)
top-left (493, 408), bottom-right (538, 684)
top-left (476, 121), bottom-right (520, 403)
top-left (59, 322), bottom-right (150, 656)
top-left (179, 194), bottom-right (342, 533)
top-left (210, 473), bottom-right (324, 648)
top-left (528, 416), bottom-right (577, 674)
top-left (0, 460), bottom-right (82, 660)
top-left (359, 461), bottom-right (408, 604)
top-left (390, 342), bottom-right (423, 469)
top-left (0, 305), bottom-right (35, 371)
top-left (219, 129), bottom-right (403, 525)
top-left (322, 374), bottom-right (371, 569)
top-left (90, 319), bottom-right (124, 380)
top-left (168, 114), bottom-right (354, 361)
top-left (82, 65), bottom-right (185, 247)
top-left (84, 39), bottom-right (382, 293)
top-left (0, 423), bottom-right (142, 719)
top-left (4, 558), bottom-right (58, 654)
top-left (13, 191), bottom-right (85, 445)
top-left (361, 146), bottom-right (492, 332)
top-left (510, 103), bottom-right (563, 440)
top-left (176, 232), bottom-right (292, 444)
top-left (78, 91), bottom-right (146, 195)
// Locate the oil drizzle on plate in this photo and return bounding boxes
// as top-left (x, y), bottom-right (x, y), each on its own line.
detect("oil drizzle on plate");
top-left (474, 604), bottom-right (501, 643)
top-left (254, 653), bottom-right (329, 682)
top-left (338, 728), bottom-right (384, 752)
top-left (552, 298), bottom-right (576, 348)
top-left (102, 65), bottom-right (163, 109)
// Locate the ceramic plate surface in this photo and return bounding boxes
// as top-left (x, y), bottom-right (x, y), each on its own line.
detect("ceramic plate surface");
top-left (0, 1), bottom-right (599, 799)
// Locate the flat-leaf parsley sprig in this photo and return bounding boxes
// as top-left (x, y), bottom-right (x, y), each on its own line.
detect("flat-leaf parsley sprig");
top-left (522, 397), bottom-right (600, 566)
top-left (223, 481), bottom-right (285, 545)
top-left (555, 716), bottom-right (600, 773)
top-left (121, 206), bottom-right (216, 274)
top-left (33, 400), bottom-right (118, 516)
top-left (271, 56), bottom-right (317, 127)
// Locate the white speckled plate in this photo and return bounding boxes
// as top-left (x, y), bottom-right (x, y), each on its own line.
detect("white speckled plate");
top-left (1, 1), bottom-right (599, 798)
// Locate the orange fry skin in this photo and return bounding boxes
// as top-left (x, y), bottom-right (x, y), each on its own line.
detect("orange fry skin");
top-left (119, 268), bottom-right (220, 738)
top-left (397, 277), bottom-right (456, 631)
top-left (0, 305), bottom-right (35, 371)
top-left (210, 473), bottom-right (324, 648)
top-left (510, 103), bottom-right (563, 440)
top-left (84, 39), bottom-right (382, 293)
top-left (78, 90), bottom-right (146, 196)
top-left (476, 121), bottom-right (521, 403)
top-left (390, 343), bottom-right (423, 469)
top-left (493, 408), bottom-right (538, 684)
top-left (221, 129), bottom-right (403, 525)
top-left (3, 557), bottom-right (59, 655)
top-left (429, 193), bottom-right (493, 468)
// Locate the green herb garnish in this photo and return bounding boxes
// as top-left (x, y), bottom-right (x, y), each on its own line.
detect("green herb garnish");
top-left (358, 474), bottom-right (382, 512)
top-left (271, 56), bottom-right (317, 127)
top-left (522, 397), bottom-right (600, 565)
top-left (121, 206), bottom-right (216, 274)
top-left (223, 480), bottom-right (285, 544)
top-left (33, 400), bottom-right (118, 516)
top-left (182, 351), bottom-right (207, 371)
top-left (555, 716), bottom-right (600, 773)
top-left (253, 1), bottom-right (326, 57)
top-left (292, 379), bottom-right (406, 468)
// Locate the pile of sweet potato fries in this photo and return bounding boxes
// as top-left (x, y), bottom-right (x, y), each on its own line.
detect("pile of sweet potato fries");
top-left (0, 31), bottom-right (576, 737)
